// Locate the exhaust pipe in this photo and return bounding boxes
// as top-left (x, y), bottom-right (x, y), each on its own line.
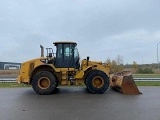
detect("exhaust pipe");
top-left (40, 45), bottom-right (44, 57)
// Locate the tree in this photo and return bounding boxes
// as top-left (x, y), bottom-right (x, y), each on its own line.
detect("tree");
top-left (132, 61), bottom-right (138, 72)
top-left (105, 55), bottom-right (124, 73)
top-left (115, 55), bottom-right (123, 65)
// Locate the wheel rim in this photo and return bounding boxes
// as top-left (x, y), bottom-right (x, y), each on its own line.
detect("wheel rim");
top-left (38, 77), bottom-right (50, 89)
top-left (92, 76), bottom-right (104, 88)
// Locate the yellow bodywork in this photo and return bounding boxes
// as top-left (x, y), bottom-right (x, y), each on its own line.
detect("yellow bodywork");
top-left (17, 57), bottom-right (75, 84)
top-left (17, 58), bottom-right (111, 85)
top-left (75, 59), bottom-right (111, 78)
top-left (17, 58), bottom-right (43, 84)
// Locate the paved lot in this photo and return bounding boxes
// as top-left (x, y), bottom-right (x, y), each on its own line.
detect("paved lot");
top-left (0, 86), bottom-right (160, 120)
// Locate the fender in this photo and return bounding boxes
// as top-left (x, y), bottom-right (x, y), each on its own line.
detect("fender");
top-left (75, 65), bottom-right (97, 79)
top-left (30, 64), bottom-right (56, 84)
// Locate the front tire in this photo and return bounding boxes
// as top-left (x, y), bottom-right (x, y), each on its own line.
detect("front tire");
top-left (32, 71), bottom-right (57, 95)
top-left (85, 70), bottom-right (110, 94)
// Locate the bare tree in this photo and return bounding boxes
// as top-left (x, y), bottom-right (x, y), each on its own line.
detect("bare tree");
top-left (105, 55), bottom-right (124, 73)
top-left (132, 61), bottom-right (138, 72)
top-left (115, 55), bottom-right (123, 65)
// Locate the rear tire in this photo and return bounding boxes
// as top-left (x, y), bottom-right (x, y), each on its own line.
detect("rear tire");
top-left (32, 71), bottom-right (57, 95)
top-left (85, 70), bottom-right (109, 94)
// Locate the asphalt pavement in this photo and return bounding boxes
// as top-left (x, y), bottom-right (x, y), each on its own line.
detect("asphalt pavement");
top-left (0, 86), bottom-right (160, 120)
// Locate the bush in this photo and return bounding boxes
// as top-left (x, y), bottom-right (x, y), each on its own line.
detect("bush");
top-left (136, 67), bottom-right (154, 74)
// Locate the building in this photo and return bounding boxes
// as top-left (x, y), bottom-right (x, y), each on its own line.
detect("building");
top-left (0, 62), bottom-right (21, 70)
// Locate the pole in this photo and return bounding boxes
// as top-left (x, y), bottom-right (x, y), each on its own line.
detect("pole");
top-left (157, 42), bottom-right (160, 71)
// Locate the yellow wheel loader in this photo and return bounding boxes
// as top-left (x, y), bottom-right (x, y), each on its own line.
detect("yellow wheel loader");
top-left (17, 41), bottom-right (141, 95)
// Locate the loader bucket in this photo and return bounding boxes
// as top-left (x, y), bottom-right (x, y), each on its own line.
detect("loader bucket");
top-left (110, 72), bottom-right (142, 95)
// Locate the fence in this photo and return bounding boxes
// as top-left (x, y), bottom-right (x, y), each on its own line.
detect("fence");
top-left (0, 78), bottom-right (16, 82)
top-left (134, 78), bottom-right (160, 82)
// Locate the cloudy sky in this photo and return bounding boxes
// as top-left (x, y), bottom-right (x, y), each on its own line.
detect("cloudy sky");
top-left (0, 0), bottom-right (160, 64)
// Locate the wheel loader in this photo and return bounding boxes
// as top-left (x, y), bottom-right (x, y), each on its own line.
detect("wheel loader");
top-left (17, 41), bottom-right (141, 95)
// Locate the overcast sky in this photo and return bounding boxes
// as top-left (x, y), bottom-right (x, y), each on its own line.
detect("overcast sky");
top-left (0, 0), bottom-right (160, 64)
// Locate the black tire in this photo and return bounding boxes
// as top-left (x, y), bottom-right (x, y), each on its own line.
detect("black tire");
top-left (55, 81), bottom-right (59, 88)
top-left (32, 71), bottom-right (57, 95)
top-left (85, 70), bottom-right (110, 94)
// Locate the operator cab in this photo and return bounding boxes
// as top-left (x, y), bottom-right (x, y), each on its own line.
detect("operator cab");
top-left (53, 42), bottom-right (80, 69)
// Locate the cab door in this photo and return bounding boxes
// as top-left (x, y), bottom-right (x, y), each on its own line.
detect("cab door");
top-left (54, 43), bottom-right (75, 68)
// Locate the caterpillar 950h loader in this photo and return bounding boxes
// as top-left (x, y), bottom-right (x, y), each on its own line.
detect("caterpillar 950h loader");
top-left (17, 41), bottom-right (141, 95)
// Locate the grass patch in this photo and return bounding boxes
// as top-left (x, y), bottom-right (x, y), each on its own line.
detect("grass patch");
top-left (135, 81), bottom-right (160, 86)
top-left (0, 83), bottom-right (31, 88)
